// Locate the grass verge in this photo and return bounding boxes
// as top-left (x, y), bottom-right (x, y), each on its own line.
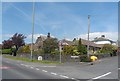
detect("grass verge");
top-left (3, 55), bottom-right (61, 64)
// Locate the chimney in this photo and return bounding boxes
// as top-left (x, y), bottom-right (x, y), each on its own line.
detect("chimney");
top-left (47, 32), bottom-right (50, 38)
top-left (73, 38), bottom-right (76, 42)
top-left (101, 35), bottom-right (105, 38)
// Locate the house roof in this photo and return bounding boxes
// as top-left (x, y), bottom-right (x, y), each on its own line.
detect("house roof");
top-left (60, 39), bottom-right (102, 48)
top-left (35, 36), bottom-right (47, 44)
top-left (74, 39), bottom-right (102, 48)
top-left (92, 36), bottom-right (116, 44)
top-left (82, 39), bottom-right (102, 48)
top-left (60, 39), bottom-right (74, 46)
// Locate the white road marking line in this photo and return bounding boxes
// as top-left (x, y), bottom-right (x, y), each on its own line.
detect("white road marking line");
top-left (50, 72), bottom-right (57, 75)
top-left (92, 72), bottom-right (111, 79)
top-left (24, 65), bottom-right (29, 67)
top-left (60, 75), bottom-right (69, 79)
top-left (30, 67), bottom-right (34, 69)
top-left (36, 68), bottom-right (40, 70)
top-left (20, 64), bottom-right (24, 66)
top-left (40, 66), bottom-right (56, 67)
top-left (71, 78), bottom-right (75, 80)
top-left (42, 70), bottom-right (48, 72)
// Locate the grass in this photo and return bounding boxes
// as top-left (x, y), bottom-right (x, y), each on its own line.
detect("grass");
top-left (3, 55), bottom-right (61, 64)
top-left (2, 49), bottom-right (12, 54)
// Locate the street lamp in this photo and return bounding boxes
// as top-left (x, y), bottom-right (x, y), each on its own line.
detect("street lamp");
top-left (87, 15), bottom-right (90, 58)
top-left (31, 0), bottom-right (35, 61)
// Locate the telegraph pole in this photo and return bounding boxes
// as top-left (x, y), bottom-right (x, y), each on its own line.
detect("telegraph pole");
top-left (59, 41), bottom-right (62, 63)
top-left (87, 15), bottom-right (90, 58)
top-left (31, 0), bottom-right (35, 61)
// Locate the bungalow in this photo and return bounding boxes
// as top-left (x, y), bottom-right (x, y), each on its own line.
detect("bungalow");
top-left (92, 35), bottom-right (116, 45)
top-left (33, 34), bottom-right (105, 54)
top-left (60, 38), bottom-right (102, 54)
top-left (74, 39), bottom-right (102, 54)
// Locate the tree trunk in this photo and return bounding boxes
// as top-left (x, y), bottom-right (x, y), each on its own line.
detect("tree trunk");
top-left (13, 46), bottom-right (19, 56)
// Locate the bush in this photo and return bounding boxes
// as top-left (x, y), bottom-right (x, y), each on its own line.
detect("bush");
top-left (2, 49), bottom-right (12, 54)
top-left (51, 50), bottom-right (59, 55)
top-left (33, 49), bottom-right (44, 55)
top-left (80, 55), bottom-right (91, 62)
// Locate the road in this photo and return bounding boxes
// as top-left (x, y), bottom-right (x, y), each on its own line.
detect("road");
top-left (1, 55), bottom-right (119, 81)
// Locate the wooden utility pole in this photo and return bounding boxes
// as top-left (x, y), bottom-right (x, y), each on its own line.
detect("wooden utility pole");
top-left (31, 0), bottom-right (35, 61)
top-left (87, 15), bottom-right (90, 58)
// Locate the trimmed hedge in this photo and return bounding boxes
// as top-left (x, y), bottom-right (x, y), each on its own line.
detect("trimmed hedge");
top-left (2, 49), bottom-right (12, 54)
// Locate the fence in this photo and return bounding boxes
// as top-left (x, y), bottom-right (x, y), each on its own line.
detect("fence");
top-left (17, 52), bottom-right (117, 63)
top-left (17, 53), bottom-right (80, 62)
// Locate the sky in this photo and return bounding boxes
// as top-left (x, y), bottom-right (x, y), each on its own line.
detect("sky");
top-left (1, 0), bottom-right (120, 2)
top-left (1, 2), bottom-right (118, 44)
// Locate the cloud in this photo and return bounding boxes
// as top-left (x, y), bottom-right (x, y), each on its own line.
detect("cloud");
top-left (64, 38), bottom-right (72, 41)
top-left (2, 34), bottom-right (13, 38)
top-left (0, 34), bottom-right (13, 43)
top-left (77, 32), bottom-right (118, 41)
top-left (27, 34), bottom-right (46, 40)
top-left (27, 33), bottom-right (55, 41)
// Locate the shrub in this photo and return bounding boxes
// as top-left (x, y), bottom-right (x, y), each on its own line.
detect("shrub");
top-left (80, 55), bottom-right (91, 62)
top-left (2, 49), bottom-right (12, 54)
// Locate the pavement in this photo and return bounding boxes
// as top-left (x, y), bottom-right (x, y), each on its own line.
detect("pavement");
top-left (1, 55), bottom-right (119, 81)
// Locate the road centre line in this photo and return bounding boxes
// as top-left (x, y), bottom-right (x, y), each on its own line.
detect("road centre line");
top-left (42, 70), bottom-right (48, 72)
top-left (30, 67), bottom-right (34, 69)
top-left (36, 68), bottom-right (40, 70)
top-left (20, 64), bottom-right (24, 66)
top-left (60, 75), bottom-right (69, 79)
top-left (20, 63), bottom-right (76, 80)
top-left (71, 78), bottom-right (75, 79)
top-left (24, 65), bottom-right (29, 67)
top-left (20, 63), bottom-right (75, 80)
top-left (50, 72), bottom-right (57, 75)
top-left (92, 72), bottom-right (111, 79)
top-left (40, 66), bottom-right (56, 67)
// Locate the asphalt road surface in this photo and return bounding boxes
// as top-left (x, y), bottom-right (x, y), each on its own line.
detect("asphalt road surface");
top-left (1, 55), bottom-right (119, 81)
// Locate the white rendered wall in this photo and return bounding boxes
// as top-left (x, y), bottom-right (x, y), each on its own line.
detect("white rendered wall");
top-left (95, 41), bottom-right (111, 44)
